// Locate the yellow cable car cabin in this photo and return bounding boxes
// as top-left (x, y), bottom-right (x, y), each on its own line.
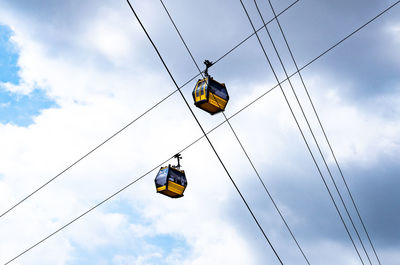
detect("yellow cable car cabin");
top-left (193, 77), bottom-right (229, 115)
top-left (192, 60), bottom-right (229, 115)
top-left (155, 154), bottom-right (187, 198)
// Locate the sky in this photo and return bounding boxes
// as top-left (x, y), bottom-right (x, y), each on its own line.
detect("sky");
top-left (0, 0), bottom-right (399, 264)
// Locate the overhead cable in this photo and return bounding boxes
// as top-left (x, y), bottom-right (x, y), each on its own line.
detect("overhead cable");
top-left (4, 83), bottom-right (275, 264)
top-left (126, 0), bottom-right (285, 263)
top-left (0, 0), bottom-right (295, 221)
top-left (254, 0), bottom-right (373, 263)
top-left (263, 0), bottom-right (396, 264)
top-left (238, 0), bottom-right (365, 263)
top-left (158, 0), bottom-right (310, 264)
top-left (5, 1), bottom-right (399, 262)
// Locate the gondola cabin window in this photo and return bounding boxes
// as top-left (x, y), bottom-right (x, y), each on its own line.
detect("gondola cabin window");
top-left (155, 167), bottom-right (168, 187)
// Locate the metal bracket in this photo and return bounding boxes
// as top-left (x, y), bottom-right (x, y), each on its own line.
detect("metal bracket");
top-left (204, 60), bottom-right (213, 77)
top-left (173, 153), bottom-right (182, 169)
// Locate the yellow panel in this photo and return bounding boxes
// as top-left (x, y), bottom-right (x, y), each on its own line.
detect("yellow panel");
top-left (194, 81), bottom-right (201, 102)
top-left (161, 189), bottom-right (179, 197)
top-left (197, 99), bottom-right (225, 114)
top-left (157, 181), bottom-right (185, 198)
top-left (167, 181), bottom-right (185, 194)
top-left (201, 103), bottom-right (220, 113)
top-left (157, 186), bottom-right (166, 192)
top-left (208, 93), bottom-right (227, 110)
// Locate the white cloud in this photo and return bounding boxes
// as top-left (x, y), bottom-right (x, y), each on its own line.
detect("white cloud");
top-left (84, 9), bottom-right (134, 65)
top-left (299, 75), bottom-right (400, 167)
top-left (387, 23), bottom-right (400, 43)
top-left (0, 1), bottom-right (399, 264)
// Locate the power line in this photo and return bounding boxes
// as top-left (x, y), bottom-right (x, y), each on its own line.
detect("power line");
top-left (253, 0), bottom-right (373, 263)
top-left (297, 0), bottom-right (400, 75)
top-left (227, 0), bottom-right (399, 128)
top-left (212, 0), bottom-right (299, 66)
top-left (4, 134), bottom-right (207, 264)
top-left (263, 1), bottom-right (400, 264)
top-left (0, 0), bottom-right (295, 221)
top-left (5, 2), bottom-right (399, 262)
top-left (158, 0), bottom-right (310, 264)
top-left (125, 0), bottom-right (285, 263)
top-left (4, 82), bottom-right (277, 264)
top-left (238, 0), bottom-right (365, 263)
top-left (0, 88), bottom-right (178, 219)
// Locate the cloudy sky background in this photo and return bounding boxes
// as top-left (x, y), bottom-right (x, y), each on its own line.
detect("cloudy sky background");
top-left (0, 0), bottom-right (399, 264)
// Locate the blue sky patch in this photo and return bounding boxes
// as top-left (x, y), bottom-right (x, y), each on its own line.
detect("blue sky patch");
top-left (0, 88), bottom-right (56, 126)
top-left (66, 200), bottom-right (191, 264)
top-left (0, 25), bottom-right (19, 84)
top-left (0, 24), bottom-right (56, 126)
top-left (69, 233), bottom-right (190, 265)
top-left (69, 201), bottom-right (191, 264)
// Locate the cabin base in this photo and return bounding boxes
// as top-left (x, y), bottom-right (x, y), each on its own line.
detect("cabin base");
top-left (156, 181), bottom-right (185, 198)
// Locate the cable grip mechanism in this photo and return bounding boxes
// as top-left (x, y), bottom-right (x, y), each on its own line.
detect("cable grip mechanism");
top-left (204, 60), bottom-right (213, 77)
top-left (173, 153), bottom-right (182, 169)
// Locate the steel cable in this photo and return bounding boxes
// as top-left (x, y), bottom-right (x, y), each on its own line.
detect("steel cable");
top-left (261, 1), bottom-right (399, 263)
top-left (254, 0), bottom-right (376, 263)
top-left (0, 0), bottom-right (295, 220)
top-left (4, 1), bottom-right (398, 262)
top-left (158, 0), bottom-right (310, 264)
top-left (126, 0), bottom-right (285, 263)
top-left (238, 0), bottom-right (366, 263)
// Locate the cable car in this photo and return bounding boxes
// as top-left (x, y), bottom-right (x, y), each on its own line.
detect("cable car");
top-left (154, 154), bottom-right (187, 198)
top-left (192, 60), bottom-right (229, 115)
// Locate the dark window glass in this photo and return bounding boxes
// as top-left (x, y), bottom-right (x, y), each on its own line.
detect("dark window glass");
top-left (169, 168), bottom-right (186, 186)
top-left (209, 80), bottom-right (228, 99)
top-left (155, 167), bottom-right (168, 186)
top-left (181, 177), bottom-right (187, 186)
